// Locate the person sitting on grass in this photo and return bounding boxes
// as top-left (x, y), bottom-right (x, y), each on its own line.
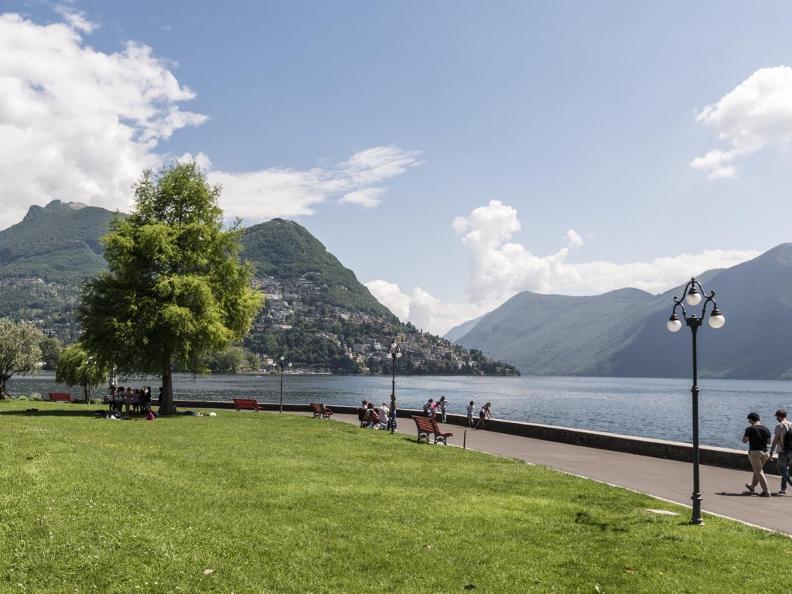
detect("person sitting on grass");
top-left (358, 400), bottom-right (369, 427)
top-left (378, 401), bottom-right (390, 429)
top-left (363, 403), bottom-right (380, 428)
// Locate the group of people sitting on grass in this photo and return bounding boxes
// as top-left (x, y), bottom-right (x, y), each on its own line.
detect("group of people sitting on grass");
top-left (358, 400), bottom-right (391, 429)
top-left (106, 385), bottom-right (155, 417)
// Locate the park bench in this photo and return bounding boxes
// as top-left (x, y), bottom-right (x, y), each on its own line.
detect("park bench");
top-left (310, 403), bottom-right (334, 419)
top-left (233, 398), bottom-right (262, 412)
top-left (48, 392), bottom-right (73, 403)
top-left (412, 415), bottom-right (453, 445)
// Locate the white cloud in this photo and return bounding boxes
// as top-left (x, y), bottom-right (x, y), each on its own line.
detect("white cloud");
top-left (691, 66), bottom-right (792, 179)
top-left (208, 146), bottom-right (420, 222)
top-left (366, 280), bottom-right (489, 336)
top-left (0, 13), bottom-right (421, 230)
top-left (368, 200), bottom-right (760, 335)
top-left (0, 12), bottom-right (206, 229)
top-left (54, 4), bottom-right (96, 33)
top-left (339, 188), bottom-right (385, 208)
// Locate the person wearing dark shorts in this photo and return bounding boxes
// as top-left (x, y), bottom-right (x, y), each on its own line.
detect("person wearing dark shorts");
top-left (743, 412), bottom-right (772, 497)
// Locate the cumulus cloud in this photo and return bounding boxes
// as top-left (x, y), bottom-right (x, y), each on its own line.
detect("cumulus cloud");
top-left (208, 146), bottom-right (420, 221)
top-left (366, 280), bottom-right (489, 336)
top-left (54, 4), bottom-right (96, 33)
top-left (368, 200), bottom-right (759, 335)
top-left (691, 66), bottom-right (792, 179)
top-left (0, 13), bottom-right (420, 230)
top-left (0, 12), bottom-right (206, 229)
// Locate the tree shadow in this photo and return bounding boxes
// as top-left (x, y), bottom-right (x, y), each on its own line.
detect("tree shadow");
top-left (0, 409), bottom-right (104, 418)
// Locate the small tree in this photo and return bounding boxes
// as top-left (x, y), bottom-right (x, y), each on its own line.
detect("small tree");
top-left (79, 162), bottom-right (262, 413)
top-left (0, 319), bottom-right (43, 398)
top-left (39, 336), bottom-right (63, 371)
top-left (55, 343), bottom-right (108, 403)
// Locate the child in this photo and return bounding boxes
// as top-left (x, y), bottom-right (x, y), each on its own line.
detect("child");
top-left (466, 401), bottom-right (475, 427)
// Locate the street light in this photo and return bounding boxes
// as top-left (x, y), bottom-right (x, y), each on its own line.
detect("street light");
top-left (278, 355), bottom-right (292, 413)
top-left (388, 341), bottom-right (403, 434)
top-left (667, 277), bottom-right (726, 525)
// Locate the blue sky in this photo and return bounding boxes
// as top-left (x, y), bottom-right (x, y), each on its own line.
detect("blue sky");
top-left (3, 1), bottom-right (792, 332)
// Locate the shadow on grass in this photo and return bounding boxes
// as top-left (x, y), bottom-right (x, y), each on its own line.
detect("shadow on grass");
top-left (0, 409), bottom-right (191, 419)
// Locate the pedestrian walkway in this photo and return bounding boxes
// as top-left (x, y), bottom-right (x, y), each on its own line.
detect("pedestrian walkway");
top-left (328, 413), bottom-right (792, 535)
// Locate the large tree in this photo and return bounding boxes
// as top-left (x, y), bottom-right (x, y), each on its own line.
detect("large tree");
top-left (0, 319), bottom-right (43, 398)
top-left (79, 163), bottom-right (262, 413)
top-left (55, 343), bottom-right (108, 403)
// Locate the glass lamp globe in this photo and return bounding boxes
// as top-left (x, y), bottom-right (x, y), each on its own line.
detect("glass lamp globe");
top-left (685, 287), bottom-right (702, 306)
top-left (666, 314), bottom-right (682, 333)
top-left (708, 308), bottom-right (726, 329)
top-left (396, 351), bottom-right (402, 359)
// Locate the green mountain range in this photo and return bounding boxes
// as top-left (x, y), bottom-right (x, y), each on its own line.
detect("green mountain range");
top-left (0, 201), bottom-right (515, 375)
top-left (447, 244), bottom-right (792, 379)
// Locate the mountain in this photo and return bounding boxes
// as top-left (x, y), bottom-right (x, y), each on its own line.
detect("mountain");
top-left (451, 244), bottom-right (792, 379)
top-left (0, 201), bottom-right (117, 339)
top-left (444, 315), bottom-right (483, 343)
top-left (241, 219), bottom-right (396, 320)
top-left (0, 202), bottom-right (516, 376)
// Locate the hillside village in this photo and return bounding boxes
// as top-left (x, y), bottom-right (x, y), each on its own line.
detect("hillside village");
top-left (247, 273), bottom-right (517, 375)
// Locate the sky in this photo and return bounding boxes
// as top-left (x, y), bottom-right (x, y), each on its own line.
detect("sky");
top-left (2, 1), bottom-right (792, 334)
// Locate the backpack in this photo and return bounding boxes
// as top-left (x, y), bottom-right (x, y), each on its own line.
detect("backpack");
top-left (782, 424), bottom-right (792, 452)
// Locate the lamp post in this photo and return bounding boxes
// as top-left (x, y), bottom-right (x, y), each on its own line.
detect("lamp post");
top-left (388, 341), bottom-right (402, 434)
top-left (667, 277), bottom-right (726, 525)
top-left (278, 356), bottom-right (292, 413)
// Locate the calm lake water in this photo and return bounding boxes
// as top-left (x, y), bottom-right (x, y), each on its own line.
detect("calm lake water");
top-left (7, 373), bottom-right (792, 450)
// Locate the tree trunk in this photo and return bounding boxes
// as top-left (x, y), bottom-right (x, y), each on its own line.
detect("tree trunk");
top-left (159, 355), bottom-right (175, 415)
top-left (0, 375), bottom-right (9, 399)
top-left (83, 384), bottom-right (89, 403)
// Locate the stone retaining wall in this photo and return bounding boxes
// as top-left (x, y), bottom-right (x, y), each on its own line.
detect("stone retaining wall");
top-left (167, 399), bottom-right (775, 475)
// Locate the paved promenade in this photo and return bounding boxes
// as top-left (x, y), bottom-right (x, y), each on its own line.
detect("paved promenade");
top-left (326, 413), bottom-right (792, 535)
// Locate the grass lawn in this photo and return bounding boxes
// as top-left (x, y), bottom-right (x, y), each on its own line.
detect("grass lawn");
top-left (1, 401), bottom-right (791, 593)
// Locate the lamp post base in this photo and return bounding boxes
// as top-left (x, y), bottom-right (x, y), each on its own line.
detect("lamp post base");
top-left (691, 492), bottom-right (703, 525)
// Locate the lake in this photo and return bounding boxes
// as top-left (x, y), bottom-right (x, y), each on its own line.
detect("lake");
top-left (7, 373), bottom-right (791, 450)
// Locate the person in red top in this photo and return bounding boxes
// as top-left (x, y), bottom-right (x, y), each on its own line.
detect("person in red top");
top-left (743, 411), bottom-right (772, 497)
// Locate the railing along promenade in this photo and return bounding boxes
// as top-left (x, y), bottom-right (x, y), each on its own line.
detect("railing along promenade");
top-left (159, 399), bottom-right (779, 476)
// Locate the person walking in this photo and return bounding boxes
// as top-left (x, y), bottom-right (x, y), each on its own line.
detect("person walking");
top-left (466, 401), bottom-right (475, 427)
top-left (438, 396), bottom-right (448, 423)
top-left (770, 409), bottom-right (792, 495)
top-left (743, 412), bottom-right (772, 497)
top-left (475, 402), bottom-right (492, 430)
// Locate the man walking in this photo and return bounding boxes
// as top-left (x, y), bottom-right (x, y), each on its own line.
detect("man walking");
top-left (770, 409), bottom-right (792, 495)
top-left (743, 412), bottom-right (772, 497)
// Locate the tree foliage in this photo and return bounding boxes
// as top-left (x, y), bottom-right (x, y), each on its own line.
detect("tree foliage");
top-left (0, 318), bottom-right (43, 397)
top-left (55, 342), bottom-right (108, 402)
top-left (79, 163), bottom-right (262, 413)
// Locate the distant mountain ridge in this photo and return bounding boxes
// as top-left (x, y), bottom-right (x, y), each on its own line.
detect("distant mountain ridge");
top-left (0, 201), bottom-right (516, 375)
top-left (447, 244), bottom-right (792, 379)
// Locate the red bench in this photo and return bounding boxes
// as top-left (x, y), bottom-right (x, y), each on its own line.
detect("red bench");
top-left (48, 392), bottom-right (73, 403)
top-left (310, 403), bottom-right (334, 419)
top-left (233, 398), bottom-right (262, 412)
top-left (412, 415), bottom-right (453, 445)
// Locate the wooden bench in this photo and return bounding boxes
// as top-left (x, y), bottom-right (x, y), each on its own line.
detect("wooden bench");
top-left (48, 392), bottom-right (73, 403)
top-left (412, 415), bottom-right (453, 445)
top-left (310, 403), bottom-right (334, 419)
top-left (233, 398), bottom-right (262, 412)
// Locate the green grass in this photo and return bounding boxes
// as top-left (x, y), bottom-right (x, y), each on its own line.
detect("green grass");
top-left (1, 401), bottom-right (790, 593)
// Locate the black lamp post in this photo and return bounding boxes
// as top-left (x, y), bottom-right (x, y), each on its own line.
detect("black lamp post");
top-left (388, 341), bottom-right (402, 434)
top-left (667, 277), bottom-right (726, 525)
top-left (278, 355), bottom-right (292, 413)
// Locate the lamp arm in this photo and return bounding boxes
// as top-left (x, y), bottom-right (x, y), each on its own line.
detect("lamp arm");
top-left (700, 291), bottom-right (717, 318)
